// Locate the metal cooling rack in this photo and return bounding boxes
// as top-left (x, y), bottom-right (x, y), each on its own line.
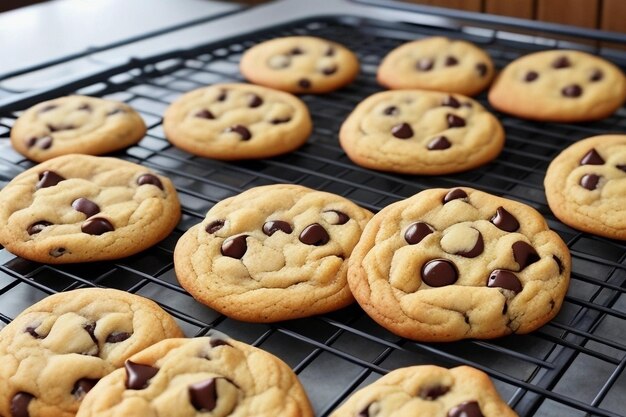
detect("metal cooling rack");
top-left (0, 12), bottom-right (625, 417)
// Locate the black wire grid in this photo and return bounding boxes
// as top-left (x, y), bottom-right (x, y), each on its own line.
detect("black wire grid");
top-left (0, 15), bottom-right (625, 417)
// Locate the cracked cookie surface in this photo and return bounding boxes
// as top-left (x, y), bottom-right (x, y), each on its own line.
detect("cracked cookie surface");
top-left (339, 90), bottom-right (504, 175)
top-left (174, 184), bottom-right (372, 322)
top-left (0, 288), bottom-right (183, 417)
top-left (347, 187), bottom-right (570, 342)
top-left (0, 154), bottom-right (181, 263)
top-left (11, 95), bottom-right (146, 163)
top-left (330, 365), bottom-right (518, 417)
top-left (488, 50), bottom-right (626, 122)
top-left (163, 83), bottom-right (312, 160)
top-left (240, 36), bottom-right (359, 94)
top-left (545, 135), bottom-right (626, 240)
top-left (377, 37), bottom-right (495, 96)
top-left (76, 333), bottom-right (313, 417)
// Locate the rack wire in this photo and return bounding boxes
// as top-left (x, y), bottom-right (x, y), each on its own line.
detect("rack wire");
top-left (0, 14), bottom-right (625, 417)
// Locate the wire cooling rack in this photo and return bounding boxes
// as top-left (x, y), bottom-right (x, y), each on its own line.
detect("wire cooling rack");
top-left (0, 14), bottom-right (625, 417)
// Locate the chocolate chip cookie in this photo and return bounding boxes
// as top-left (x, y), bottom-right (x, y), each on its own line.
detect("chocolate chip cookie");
top-left (330, 365), bottom-right (518, 417)
top-left (339, 90), bottom-right (504, 175)
top-left (240, 36), bottom-right (359, 94)
top-left (76, 332), bottom-right (313, 417)
top-left (545, 135), bottom-right (626, 240)
top-left (11, 95), bottom-right (146, 163)
top-left (163, 83), bottom-right (312, 160)
top-left (377, 37), bottom-right (495, 96)
top-left (0, 288), bottom-right (183, 417)
top-left (0, 154), bottom-right (181, 263)
top-left (488, 50), bottom-right (626, 122)
top-left (348, 187), bottom-right (571, 342)
top-left (174, 184), bottom-right (373, 322)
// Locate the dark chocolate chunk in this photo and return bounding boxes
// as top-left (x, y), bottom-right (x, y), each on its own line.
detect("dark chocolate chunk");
top-left (391, 122), bottom-right (413, 139)
top-left (72, 198), bottom-right (100, 218)
top-left (512, 241), bottom-right (540, 270)
top-left (249, 94), bottom-right (263, 108)
top-left (26, 137), bottom-right (38, 148)
top-left (106, 332), bottom-right (131, 343)
top-left (78, 104), bottom-right (92, 112)
top-left (125, 360), bottom-right (159, 390)
top-left (427, 136), bottom-right (451, 150)
top-left (39, 104), bottom-right (58, 113)
top-left (446, 114), bottom-right (466, 128)
top-left (107, 108), bottom-right (125, 116)
top-left (324, 210), bottom-right (349, 225)
top-left (383, 105), bottom-right (399, 116)
top-left (476, 63), bottom-right (488, 77)
top-left (580, 149), bottom-right (604, 165)
top-left (298, 78), bottom-right (311, 89)
top-left (562, 84), bottom-right (582, 97)
top-left (225, 125), bottom-right (252, 140)
top-left (442, 95), bottom-right (461, 108)
top-left (36, 170), bottom-right (66, 189)
top-left (617, 164), bottom-right (626, 172)
top-left (448, 401), bottom-right (484, 417)
top-left (11, 392), bottom-right (34, 417)
top-left (322, 66), bottom-right (338, 75)
top-left (189, 378), bottom-right (218, 411)
top-left (195, 109), bottom-right (215, 119)
top-left (419, 384), bottom-right (450, 400)
top-left (404, 222), bottom-right (434, 245)
top-left (81, 218), bottom-right (114, 235)
top-left (263, 220), bottom-right (293, 236)
top-left (49, 248), bottom-right (66, 257)
top-left (553, 255), bottom-right (564, 274)
top-left (299, 223), bottom-right (330, 246)
top-left (590, 68), bottom-right (604, 82)
top-left (416, 58), bottom-right (434, 71)
top-left (217, 90), bottom-right (227, 102)
top-left (72, 378), bottom-right (99, 398)
top-left (456, 230), bottom-right (484, 258)
top-left (422, 259), bottom-right (458, 287)
top-left (487, 270), bottom-right (522, 293)
top-left (490, 207), bottom-right (519, 232)
top-left (206, 220), bottom-right (225, 234)
top-left (221, 235), bottom-right (248, 259)
top-left (137, 173), bottom-right (164, 190)
top-left (27, 221), bottom-right (52, 235)
top-left (25, 325), bottom-right (44, 339)
top-left (580, 173), bottom-right (600, 190)
top-left (524, 71), bottom-right (539, 82)
top-left (443, 188), bottom-right (467, 204)
top-left (552, 56), bottom-right (571, 69)
top-left (270, 116), bottom-right (291, 124)
top-left (290, 47), bottom-right (303, 55)
top-left (38, 136), bottom-right (53, 150)
top-left (445, 55), bottom-right (459, 66)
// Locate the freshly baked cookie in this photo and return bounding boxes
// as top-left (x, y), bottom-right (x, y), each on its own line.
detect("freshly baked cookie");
top-left (330, 365), bottom-right (518, 417)
top-left (240, 36), bottom-right (359, 94)
top-left (488, 50), bottom-right (626, 122)
top-left (11, 95), bottom-right (146, 163)
top-left (339, 90), bottom-right (504, 175)
top-left (348, 187), bottom-right (571, 342)
top-left (0, 154), bottom-right (180, 264)
top-left (545, 135), bottom-right (626, 240)
top-left (0, 288), bottom-right (183, 417)
top-left (377, 37), bottom-right (495, 96)
top-left (174, 184), bottom-right (372, 322)
top-left (76, 333), bottom-right (313, 417)
top-left (163, 83), bottom-right (312, 160)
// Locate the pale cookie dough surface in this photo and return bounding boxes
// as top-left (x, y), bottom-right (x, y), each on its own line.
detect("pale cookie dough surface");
top-left (11, 95), bottom-right (146, 163)
top-left (163, 83), bottom-right (312, 160)
top-left (545, 135), bottom-right (626, 240)
top-left (330, 365), bottom-right (518, 417)
top-left (488, 50), bottom-right (626, 122)
top-left (76, 334), bottom-right (314, 417)
top-left (377, 37), bottom-right (495, 96)
top-left (0, 154), bottom-right (181, 264)
top-left (339, 90), bottom-right (504, 175)
top-left (174, 184), bottom-right (372, 322)
top-left (347, 187), bottom-right (571, 342)
top-left (240, 36), bottom-right (359, 94)
top-left (0, 288), bottom-right (183, 417)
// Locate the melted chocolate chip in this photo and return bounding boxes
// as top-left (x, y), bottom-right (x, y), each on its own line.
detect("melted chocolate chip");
top-left (616, 164), bottom-right (626, 172)
top-left (270, 116), bottom-right (291, 124)
top-left (81, 218), bottom-right (114, 235)
top-left (298, 78), bottom-right (311, 89)
top-left (25, 325), bottom-right (44, 339)
top-left (263, 220), bottom-right (293, 236)
top-left (49, 248), bottom-right (66, 257)
top-left (290, 47), bottom-right (303, 55)
top-left (404, 222), bottom-right (434, 245)
top-left (383, 106), bottom-right (399, 116)
top-left (125, 360), bottom-right (159, 390)
top-left (580, 173), bottom-right (600, 190)
top-left (225, 125), bottom-right (252, 140)
top-left (552, 56), bottom-right (571, 69)
top-left (357, 404), bottom-right (371, 417)
top-left (217, 90), bottom-right (227, 102)
top-left (27, 221), bottom-right (52, 235)
top-left (221, 235), bottom-right (248, 259)
top-left (580, 149), bottom-right (605, 165)
top-left (189, 378), bottom-right (218, 411)
top-left (210, 336), bottom-right (231, 348)
top-left (26, 137), bottom-right (38, 148)
top-left (248, 94), bottom-right (263, 108)
top-left (442, 95), bottom-right (461, 108)
top-left (487, 270), bottom-right (522, 293)
top-left (512, 241), bottom-right (540, 270)
top-left (443, 188), bottom-right (467, 204)
top-left (325, 46), bottom-right (335, 56)
top-left (11, 392), bottom-right (34, 417)
top-left (72, 378), bottom-right (99, 398)
top-left (456, 230), bottom-right (484, 258)
top-left (391, 122), bottom-right (413, 139)
top-left (83, 323), bottom-right (98, 344)
top-left (491, 207), bottom-right (519, 232)
top-left (195, 109), bottom-right (215, 119)
top-left (476, 63), bottom-right (488, 77)
top-left (137, 173), bottom-right (164, 190)
top-left (446, 114), bottom-right (466, 128)
top-left (325, 210), bottom-right (349, 225)
top-left (427, 136), bottom-right (451, 150)
top-left (322, 66), bottom-right (338, 75)
top-left (107, 108), bottom-right (125, 116)
top-left (78, 104), bottom-right (92, 112)
top-left (38, 136), bottom-right (53, 150)
top-left (562, 84), bottom-right (582, 97)
top-left (590, 69), bottom-right (604, 82)
top-left (524, 71), bottom-right (539, 82)
top-left (47, 124), bottom-right (75, 132)
top-left (422, 259), bottom-right (458, 287)
top-left (36, 170), bottom-right (66, 189)
top-left (419, 385), bottom-right (450, 400)
top-left (72, 198), bottom-right (100, 218)
top-left (416, 58), bottom-right (434, 71)
top-left (448, 401), bottom-right (484, 417)
top-left (39, 104), bottom-right (58, 113)
top-left (299, 223), bottom-right (330, 246)
top-left (206, 220), bottom-right (225, 234)
top-left (445, 56), bottom-right (459, 66)
top-left (106, 332), bottom-right (131, 343)
top-left (553, 255), bottom-right (564, 274)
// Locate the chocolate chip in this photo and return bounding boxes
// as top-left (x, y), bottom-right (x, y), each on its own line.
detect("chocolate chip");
top-left (217, 90), bottom-right (227, 101)
top-left (553, 255), bottom-right (564, 274)
top-left (206, 220), bottom-right (225, 234)
top-left (442, 95), bottom-right (461, 108)
top-left (225, 125), bottom-right (251, 140)
top-left (137, 173), bottom-right (164, 190)
top-left (290, 47), bottom-right (304, 55)
top-left (72, 378), bottom-right (99, 398)
top-left (580, 148), bottom-right (605, 165)
top-left (270, 117), bottom-right (291, 124)
top-left (83, 323), bottom-right (98, 344)
top-left (72, 198), bottom-right (100, 218)
top-left (11, 392), bottom-right (34, 417)
top-left (47, 124), bottom-right (75, 132)
top-left (27, 221), bottom-right (52, 235)
top-left (26, 137), bottom-right (38, 148)
top-left (248, 94), bottom-right (263, 108)
top-left (445, 56), bottom-right (459, 66)
top-left (322, 66), bottom-right (338, 75)
top-left (39, 136), bottom-right (53, 150)
top-left (476, 63), bottom-right (488, 77)
top-left (298, 78), bottom-right (311, 89)
top-left (49, 248), bottom-right (66, 257)
top-left (325, 210), bottom-right (349, 225)
top-left (81, 218), bottom-right (114, 235)
top-left (263, 220), bottom-right (293, 236)
top-left (580, 173), bottom-right (600, 190)
top-left (422, 259), bottom-right (458, 287)
top-left (512, 241), bottom-right (540, 270)
top-left (419, 384), bottom-right (450, 400)
top-left (524, 71), bottom-right (539, 82)
top-left (106, 332), bottom-right (131, 343)
top-left (383, 106), bottom-right (399, 116)
top-left (446, 114), bottom-right (465, 128)
top-left (448, 401), bottom-right (484, 417)
top-left (404, 222), bottom-right (433, 245)
top-left (25, 325), bottom-right (44, 339)
top-left (427, 136), bottom-right (451, 150)
top-left (221, 235), bottom-right (248, 259)
top-left (416, 58), bottom-right (434, 71)
top-left (357, 404), bottom-right (372, 417)
top-left (209, 336), bottom-right (231, 348)
top-left (39, 104), bottom-right (57, 113)
top-left (617, 164), bottom-right (626, 172)
top-left (299, 223), bottom-right (330, 246)
top-left (78, 104), bottom-right (92, 112)
top-left (125, 360), bottom-right (159, 390)
top-left (391, 122), bottom-right (413, 139)
top-left (189, 378), bottom-right (218, 411)
top-left (443, 188), bottom-right (467, 204)
top-left (107, 108), bottom-right (125, 116)
top-left (590, 69), bottom-right (604, 82)
top-left (36, 170), bottom-right (66, 189)
top-left (456, 230), bottom-right (484, 258)
top-left (490, 207), bottom-right (519, 232)
top-left (195, 109), bottom-right (215, 119)
top-left (562, 84), bottom-right (582, 97)
top-left (552, 56), bottom-right (571, 69)
top-left (487, 270), bottom-right (522, 293)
